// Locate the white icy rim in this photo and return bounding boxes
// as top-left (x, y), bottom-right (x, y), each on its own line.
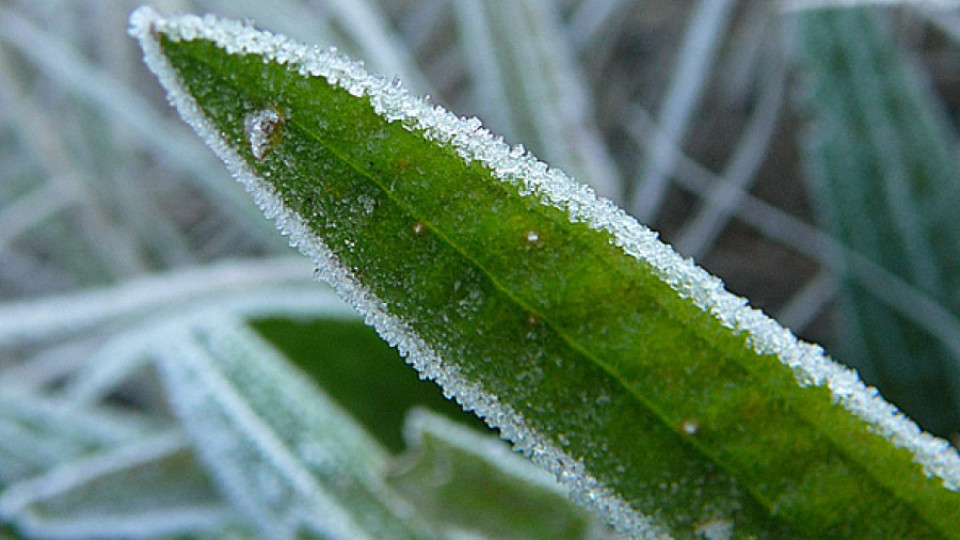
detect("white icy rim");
top-left (129, 4), bottom-right (959, 535)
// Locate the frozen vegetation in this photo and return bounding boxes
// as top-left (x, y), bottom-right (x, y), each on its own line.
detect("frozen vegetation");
top-left (2, 1), bottom-right (960, 538)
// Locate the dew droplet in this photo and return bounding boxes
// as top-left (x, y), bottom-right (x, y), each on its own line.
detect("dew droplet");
top-left (244, 107), bottom-right (284, 160)
top-left (525, 314), bottom-right (541, 327)
top-left (412, 221), bottom-right (426, 236)
top-left (681, 419), bottom-right (699, 435)
top-left (525, 229), bottom-right (541, 245)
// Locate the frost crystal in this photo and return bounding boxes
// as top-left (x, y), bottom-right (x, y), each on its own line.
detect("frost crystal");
top-left (525, 230), bottom-right (541, 245)
top-left (129, 6), bottom-right (960, 537)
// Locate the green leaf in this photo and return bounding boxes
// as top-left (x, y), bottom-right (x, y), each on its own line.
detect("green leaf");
top-left (132, 8), bottom-right (960, 538)
top-left (796, 7), bottom-right (960, 440)
top-left (389, 408), bottom-right (607, 540)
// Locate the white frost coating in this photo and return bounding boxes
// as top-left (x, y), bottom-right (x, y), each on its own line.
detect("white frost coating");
top-left (128, 4), bottom-right (958, 534)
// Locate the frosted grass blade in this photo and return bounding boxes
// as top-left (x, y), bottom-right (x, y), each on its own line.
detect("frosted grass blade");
top-left (796, 7), bottom-right (960, 439)
top-left (0, 390), bottom-right (147, 475)
top-left (155, 314), bottom-right (435, 540)
top-left (132, 8), bottom-right (960, 538)
top-left (629, 0), bottom-right (735, 222)
top-left (0, 7), bottom-right (279, 245)
top-left (56, 283), bottom-right (344, 405)
top-left (452, 0), bottom-right (620, 199)
top-left (0, 257), bottom-right (310, 349)
top-left (311, 0), bottom-right (433, 95)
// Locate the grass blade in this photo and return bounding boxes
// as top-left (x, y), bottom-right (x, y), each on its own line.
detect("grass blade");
top-left (451, 0), bottom-right (620, 199)
top-left (0, 390), bottom-right (149, 490)
top-left (796, 7), bottom-right (960, 439)
top-left (252, 316), bottom-right (491, 455)
top-left (156, 314), bottom-right (434, 540)
top-left (628, 0), bottom-right (736, 222)
top-left (0, 431), bottom-right (240, 540)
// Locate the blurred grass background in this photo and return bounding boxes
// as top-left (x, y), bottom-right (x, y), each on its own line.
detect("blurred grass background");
top-left (1, 0), bottom-right (959, 445)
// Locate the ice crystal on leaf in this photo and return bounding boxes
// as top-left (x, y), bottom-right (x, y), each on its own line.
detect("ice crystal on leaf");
top-left (244, 108), bottom-right (284, 160)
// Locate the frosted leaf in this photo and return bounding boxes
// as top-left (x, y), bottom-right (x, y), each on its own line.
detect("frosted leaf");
top-left (128, 7), bottom-right (960, 538)
top-left (156, 330), bottom-right (356, 540)
top-left (402, 408), bottom-right (563, 492)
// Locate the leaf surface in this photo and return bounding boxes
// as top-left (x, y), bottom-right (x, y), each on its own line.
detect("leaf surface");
top-left (132, 8), bottom-right (960, 538)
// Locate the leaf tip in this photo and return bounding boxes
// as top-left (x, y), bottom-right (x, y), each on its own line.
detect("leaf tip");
top-left (128, 5), bottom-right (169, 49)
